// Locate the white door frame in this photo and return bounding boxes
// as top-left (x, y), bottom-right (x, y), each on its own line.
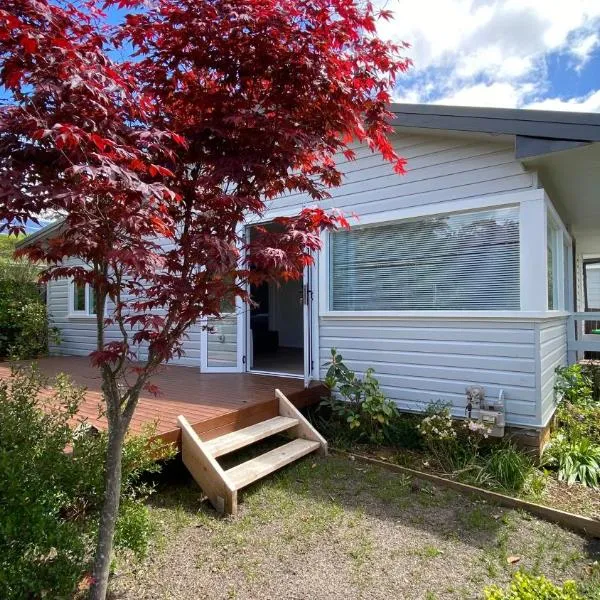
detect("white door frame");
top-left (244, 224), bottom-right (317, 385)
top-left (303, 259), bottom-right (319, 387)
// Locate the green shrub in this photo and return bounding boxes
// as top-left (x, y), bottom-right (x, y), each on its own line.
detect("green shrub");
top-left (480, 443), bottom-right (534, 493)
top-left (542, 433), bottom-right (600, 488)
top-left (580, 362), bottom-right (600, 404)
top-left (556, 402), bottom-right (600, 446)
top-left (320, 348), bottom-right (399, 444)
top-left (484, 570), bottom-right (584, 599)
top-left (0, 366), bottom-right (174, 600)
top-left (0, 235), bottom-right (59, 359)
top-left (554, 364), bottom-right (594, 407)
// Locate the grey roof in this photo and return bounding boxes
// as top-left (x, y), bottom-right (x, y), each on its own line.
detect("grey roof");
top-left (389, 103), bottom-right (600, 143)
top-left (16, 219), bottom-right (63, 248)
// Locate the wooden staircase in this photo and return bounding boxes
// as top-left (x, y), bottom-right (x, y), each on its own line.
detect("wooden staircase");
top-left (177, 389), bottom-right (327, 515)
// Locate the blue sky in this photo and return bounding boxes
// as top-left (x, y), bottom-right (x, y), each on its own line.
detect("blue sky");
top-left (376, 0), bottom-right (600, 111)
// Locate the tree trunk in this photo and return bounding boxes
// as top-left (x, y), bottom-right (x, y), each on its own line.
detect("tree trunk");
top-left (89, 419), bottom-right (126, 600)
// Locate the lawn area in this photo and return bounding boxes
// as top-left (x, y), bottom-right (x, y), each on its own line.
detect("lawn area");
top-left (110, 452), bottom-right (600, 600)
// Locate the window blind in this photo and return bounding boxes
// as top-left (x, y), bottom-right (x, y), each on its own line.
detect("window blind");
top-left (329, 206), bottom-right (520, 311)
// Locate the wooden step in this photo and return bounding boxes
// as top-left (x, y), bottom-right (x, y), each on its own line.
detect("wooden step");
top-left (226, 438), bottom-right (321, 490)
top-left (203, 416), bottom-right (299, 458)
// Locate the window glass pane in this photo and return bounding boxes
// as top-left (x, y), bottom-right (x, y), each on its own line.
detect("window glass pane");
top-left (585, 263), bottom-right (600, 310)
top-left (206, 315), bottom-right (237, 367)
top-left (73, 282), bottom-right (85, 312)
top-left (89, 286), bottom-right (97, 315)
top-left (329, 206), bottom-right (520, 311)
top-left (220, 296), bottom-right (235, 314)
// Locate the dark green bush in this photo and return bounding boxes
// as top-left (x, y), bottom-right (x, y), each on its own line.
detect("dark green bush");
top-left (0, 236), bottom-right (58, 359)
top-left (0, 367), bottom-right (174, 600)
top-left (581, 362), bottom-right (600, 403)
top-left (383, 412), bottom-right (423, 449)
top-left (554, 364), bottom-right (594, 407)
top-left (556, 402), bottom-right (600, 446)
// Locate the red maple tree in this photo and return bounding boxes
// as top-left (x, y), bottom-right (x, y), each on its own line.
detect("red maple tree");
top-left (0, 0), bottom-right (409, 597)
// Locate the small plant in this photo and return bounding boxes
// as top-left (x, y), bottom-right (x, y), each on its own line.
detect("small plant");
top-left (484, 570), bottom-right (584, 599)
top-left (481, 443), bottom-right (534, 492)
top-left (417, 402), bottom-right (493, 473)
top-left (418, 402), bottom-right (463, 472)
top-left (542, 433), bottom-right (600, 488)
top-left (418, 401), bottom-right (457, 442)
top-left (320, 348), bottom-right (398, 444)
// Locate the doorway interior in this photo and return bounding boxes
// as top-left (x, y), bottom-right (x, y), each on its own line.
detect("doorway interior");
top-left (248, 225), bottom-right (305, 377)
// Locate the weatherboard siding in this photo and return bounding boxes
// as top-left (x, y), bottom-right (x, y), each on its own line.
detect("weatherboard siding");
top-left (46, 131), bottom-right (558, 429)
top-left (286, 131), bottom-right (544, 428)
top-left (538, 317), bottom-right (568, 427)
top-left (265, 131), bottom-right (535, 218)
top-left (318, 318), bottom-right (540, 428)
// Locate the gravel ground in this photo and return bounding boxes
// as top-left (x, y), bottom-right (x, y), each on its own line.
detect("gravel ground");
top-left (109, 453), bottom-right (600, 600)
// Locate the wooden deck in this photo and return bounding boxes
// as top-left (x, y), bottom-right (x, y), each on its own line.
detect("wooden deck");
top-left (0, 357), bottom-right (326, 446)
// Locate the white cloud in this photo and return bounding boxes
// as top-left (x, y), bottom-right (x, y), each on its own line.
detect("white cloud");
top-left (432, 81), bottom-right (533, 108)
top-left (376, 0), bottom-right (600, 111)
top-left (525, 89), bottom-right (600, 112)
top-left (570, 32), bottom-right (599, 68)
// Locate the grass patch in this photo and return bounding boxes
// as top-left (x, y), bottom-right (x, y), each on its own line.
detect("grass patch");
top-left (413, 544), bottom-right (444, 559)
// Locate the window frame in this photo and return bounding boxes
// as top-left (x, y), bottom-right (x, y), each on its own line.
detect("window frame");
top-left (583, 259), bottom-right (600, 312)
top-left (545, 198), bottom-right (570, 312)
top-left (318, 189), bottom-right (571, 319)
top-left (68, 279), bottom-right (97, 318)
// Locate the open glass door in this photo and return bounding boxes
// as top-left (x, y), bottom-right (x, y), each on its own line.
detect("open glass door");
top-left (303, 263), bottom-right (314, 388)
top-left (200, 297), bottom-right (245, 373)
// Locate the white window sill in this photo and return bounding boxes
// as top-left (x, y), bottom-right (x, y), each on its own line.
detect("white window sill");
top-left (319, 310), bottom-right (571, 321)
top-left (67, 313), bottom-right (97, 320)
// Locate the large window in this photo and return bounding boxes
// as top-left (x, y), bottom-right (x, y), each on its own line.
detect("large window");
top-left (71, 281), bottom-right (96, 316)
top-left (329, 206), bottom-right (520, 311)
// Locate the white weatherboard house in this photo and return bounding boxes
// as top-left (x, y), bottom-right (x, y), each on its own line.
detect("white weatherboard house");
top-left (28, 104), bottom-right (600, 441)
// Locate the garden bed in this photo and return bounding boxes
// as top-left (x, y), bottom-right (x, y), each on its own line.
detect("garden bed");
top-left (333, 443), bottom-right (600, 523)
top-left (311, 352), bottom-right (600, 525)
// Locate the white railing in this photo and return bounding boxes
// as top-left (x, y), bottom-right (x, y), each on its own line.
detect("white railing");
top-left (567, 312), bottom-right (600, 363)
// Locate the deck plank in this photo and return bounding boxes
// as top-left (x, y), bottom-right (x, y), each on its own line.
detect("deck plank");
top-left (0, 357), bottom-right (325, 445)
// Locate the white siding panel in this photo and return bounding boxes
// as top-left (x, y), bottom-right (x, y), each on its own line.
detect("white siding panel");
top-left (266, 132), bottom-right (534, 219)
top-left (319, 317), bottom-right (538, 427)
top-left (538, 317), bottom-right (568, 426)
